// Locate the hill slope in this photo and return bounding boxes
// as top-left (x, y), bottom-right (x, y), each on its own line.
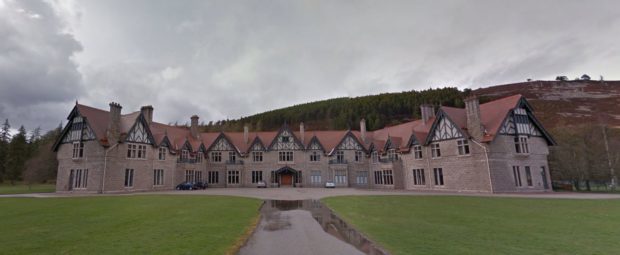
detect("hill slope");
top-left (202, 80), bottom-right (620, 132)
top-left (476, 80), bottom-right (620, 129)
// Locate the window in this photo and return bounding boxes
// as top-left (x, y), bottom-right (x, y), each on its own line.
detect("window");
top-left (211, 151), bottom-right (222, 162)
top-left (252, 171), bottom-right (263, 183)
top-left (181, 149), bottom-right (189, 160)
top-left (194, 171), bottom-right (202, 182)
top-left (295, 171), bottom-right (303, 183)
top-left (371, 151), bottom-right (378, 163)
top-left (457, 139), bottom-right (470, 155)
top-left (382, 170), bottom-right (394, 185)
top-left (374, 171), bottom-right (383, 185)
top-left (433, 168), bottom-right (444, 186)
top-left (413, 169), bottom-right (425, 185)
top-left (356, 171), bottom-right (368, 184)
top-left (252, 151), bottom-right (263, 162)
top-left (228, 151), bottom-right (236, 163)
top-left (185, 170), bottom-right (195, 182)
top-left (196, 153), bottom-right (203, 163)
top-left (124, 169), bottom-right (134, 187)
top-left (127, 144), bottom-right (147, 159)
top-left (72, 169), bottom-right (88, 188)
top-left (355, 151), bottom-right (364, 162)
top-left (431, 143), bottom-right (441, 158)
top-left (228, 170), bottom-right (240, 184)
top-left (525, 166), bottom-right (532, 186)
top-left (278, 151), bottom-right (294, 162)
top-left (281, 136), bottom-right (290, 143)
top-left (515, 136), bottom-right (529, 154)
top-left (158, 147), bottom-right (166, 160)
top-left (512, 166), bottom-right (522, 187)
top-left (413, 145), bottom-right (423, 159)
top-left (335, 150), bottom-right (345, 163)
top-left (387, 149), bottom-right (398, 161)
top-left (311, 171), bottom-right (321, 184)
top-left (72, 142), bottom-right (84, 159)
top-left (335, 170), bottom-right (347, 184)
top-left (208, 171), bottom-right (219, 184)
top-left (310, 151), bottom-right (321, 162)
top-left (153, 169), bottom-right (164, 186)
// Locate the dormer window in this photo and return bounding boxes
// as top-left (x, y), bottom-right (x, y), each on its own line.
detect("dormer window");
top-left (371, 151), bottom-right (378, 163)
top-left (387, 149), bottom-right (398, 161)
top-left (228, 151), bottom-right (236, 163)
top-left (310, 151), bottom-right (321, 162)
top-left (196, 153), bottom-right (203, 163)
top-left (355, 151), bottom-right (363, 162)
top-left (180, 149), bottom-right (189, 160)
top-left (335, 150), bottom-right (345, 163)
top-left (413, 145), bottom-right (423, 159)
top-left (158, 147), bottom-right (166, 160)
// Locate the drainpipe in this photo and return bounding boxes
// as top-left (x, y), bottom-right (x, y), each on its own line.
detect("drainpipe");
top-left (470, 139), bottom-right (493, 193)
top-left (425, 146), bottom-right (431, 189)
top-left (101, 143), bottom-right (119, 194)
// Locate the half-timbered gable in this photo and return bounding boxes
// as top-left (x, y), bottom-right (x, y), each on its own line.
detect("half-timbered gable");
top-left (335, 132), bottom-right (365, 151)
top-left (427, 111), bottom-right (465, 143)
top-left (268, 126), bottom-right (304, 151)
top-left (307, 136), bottom-right (325, 152)
top-left (61, 115), bottom-right (97, 144)
top-left (125, 115), bottom-right (155, 144)
top-left (248, 137), bottom-right (266, 152)
top-left (497, 98), bottom-right (555, 145)
top-left (207, 133), bottom-right (239, 154)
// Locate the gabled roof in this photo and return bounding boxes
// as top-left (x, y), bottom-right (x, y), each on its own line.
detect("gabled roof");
top-left (55, 94), bottom-right (552, 154)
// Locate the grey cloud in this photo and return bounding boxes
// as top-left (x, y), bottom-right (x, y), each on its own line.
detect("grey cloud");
top-left (0, 0), bottom-right (83, 131)
top-left (4, 0), bottom-right (620, 130)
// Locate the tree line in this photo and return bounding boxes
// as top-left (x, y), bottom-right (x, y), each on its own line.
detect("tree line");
top-left (0, 119), bottom-right (61, 186)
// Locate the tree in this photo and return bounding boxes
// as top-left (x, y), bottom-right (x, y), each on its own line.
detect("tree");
top-left (0, 119), bottom-right (9, 183)
top-left (5, 126), bottom-right (28, 184)
top-left (24, 127), bottom-right (61, 187)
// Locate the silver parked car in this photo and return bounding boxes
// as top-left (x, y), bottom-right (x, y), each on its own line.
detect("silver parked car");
top-left (324, 181), bottom-right (336, 188)
top-left (256, 180), bottom-right (267, 188)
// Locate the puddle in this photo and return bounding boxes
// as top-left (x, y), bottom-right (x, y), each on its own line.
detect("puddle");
top-left (239, 200), bottom-right (387, 255)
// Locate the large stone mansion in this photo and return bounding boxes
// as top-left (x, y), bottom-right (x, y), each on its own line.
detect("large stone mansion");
top-left (53, 94), bottom-right (555, 193)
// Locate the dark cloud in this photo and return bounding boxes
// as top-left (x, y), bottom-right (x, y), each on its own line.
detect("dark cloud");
top-left (2, 0), bottom-right (620, 130)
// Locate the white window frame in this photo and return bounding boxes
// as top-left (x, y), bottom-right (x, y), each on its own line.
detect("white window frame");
top-left (335, 150), bottom-right (345, 163)
top-left (278, 151), bottom-right (294, 162)
top-left (413, 145), bottom-right (423, 159)
top-left (153, 169), bottom-right (164, 186)
top-left (158, 147), bottom-right (166, 160)
top-left (124, 169), bottom-right (134, 187)
top-left (387, 149), bottom-right (398, 161)
top-left (413, 169), bottom-right (425, 185)
top-left (431, 143), bottom-right (441, 159)
top-left (311, 171), bottom-right (322, 184)
top-left (334, 170), bottom-right (347, 184)
top-left (72, 169), bottom-right (88, 189)
top-left (355, 151), bottom-right (364, 162)
top-left (252, 151), bottom-right (263, 162)
top-left (208, 171), bottom-right (219, 184)
top-left (211, 151), bottom-right (222, 162)
top-left (356, 171), bottom-right (368, 184)
top-left (227, 170), bottom-right (240, 184)
top-left (251, 171), bottom-right (263, 183)
top-left (433, 168), bottom-right (444, 186)
top-left (515, 136), bottom-right (530, 154)
top-left (310, 151), bottom-right (321, 162)
top-left (457, 139), bottom-right (470, 156)
top-left (228, 151), bottom-right (236, 163)
top-left (72, 142), bottom-right (84, 159)
top-left (371, 151), bottom-right (378, 163)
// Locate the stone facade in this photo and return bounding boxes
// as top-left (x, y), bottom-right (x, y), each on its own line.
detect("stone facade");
top-left (54, 94), bottom-right (555, 193)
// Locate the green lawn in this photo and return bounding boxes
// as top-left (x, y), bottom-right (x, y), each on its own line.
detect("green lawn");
top-left (323, 196), bottom-right (620, 255)
top-left (0, 183), bottom-right (56, 194)
top-left (0, 195), bottom-right (261, 254)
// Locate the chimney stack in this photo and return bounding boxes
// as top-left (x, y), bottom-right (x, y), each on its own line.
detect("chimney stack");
top-left (190, 115), bottom-right (199, 138)
top-left (420, 104), bottom-right (435, 124)
top-left (107, 102), bottom-right (122, 143)
top-left (300, 122), bottom-right (306, 144)
top-left (244, 125), bottom-right (249, 144)
top-left (140, 105), bottom-right (153, 124)
top-left (360, 118), bottom-right (367, 142)
top-left (464, 95), bottom-right (484, 141)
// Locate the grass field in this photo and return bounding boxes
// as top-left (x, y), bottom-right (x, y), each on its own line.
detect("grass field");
top-left (323, 196), bottom-right (620, 255)
top-left (0, 183), bottom-right (56, 194)
top-left (0, 195), bottom-right (261, 254)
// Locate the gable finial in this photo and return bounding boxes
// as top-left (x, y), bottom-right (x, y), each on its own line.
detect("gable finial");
top-left (75, 99), bottom-right (78, 105)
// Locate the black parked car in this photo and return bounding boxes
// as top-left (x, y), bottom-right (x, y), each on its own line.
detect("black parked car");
top-left (176, 182), bottom-right (193, 190)
top-left (192, 182), bottom-right (207, 190)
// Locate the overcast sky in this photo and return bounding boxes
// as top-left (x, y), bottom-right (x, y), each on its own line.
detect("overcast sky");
top-left (1, 0), bottom-right (620, 132)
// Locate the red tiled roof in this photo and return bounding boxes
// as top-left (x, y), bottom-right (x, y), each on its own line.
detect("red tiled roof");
top-left (68, 94), bottom-right (528, 152)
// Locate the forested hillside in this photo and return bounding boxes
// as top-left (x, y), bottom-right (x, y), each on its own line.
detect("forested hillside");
top-left (201, 87), bottom-right (472, 132)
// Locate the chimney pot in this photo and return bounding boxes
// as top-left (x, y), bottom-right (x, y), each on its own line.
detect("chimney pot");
top-left (299, 122), bottom-right (305, 144)
top-left (243, 125), bottom-right (249, 144)
top-left (360, 118), bottom-right (367, 143)
top-left (107, 102), bottom-right (122, 144)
